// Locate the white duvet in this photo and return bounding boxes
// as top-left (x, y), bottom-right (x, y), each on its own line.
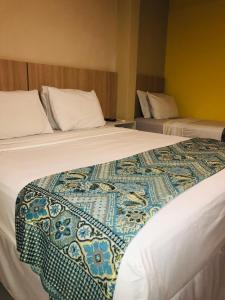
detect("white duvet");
top-left (163, 118), bottom-right (225, 140)
top-left (0, 127), bottom-right (225, 300)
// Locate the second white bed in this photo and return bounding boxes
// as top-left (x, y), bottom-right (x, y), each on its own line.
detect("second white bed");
top-left (136, 117), bottom-right (225, 141)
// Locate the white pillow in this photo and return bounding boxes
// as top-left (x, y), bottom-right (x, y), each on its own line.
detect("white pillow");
top-left (41, 86), bottom-right (59, 130)
top-left (0, 90), bottom-right (53, 139)
top-left (41, 86), bottom-right (101, 129)
top-left (137, 90), bottom-right (151, 118)
top-left (47, 87), bottom-right (105, 131)
top-left (147, 92), bottom-right (179, 119)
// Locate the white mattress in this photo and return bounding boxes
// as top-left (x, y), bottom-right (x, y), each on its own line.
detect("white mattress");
top-left (163, 118), bottom-right (225, 140)
top-left (136, 117), bottom-right (225, 141)
top-left (0, 127), bottom-right (225, 300)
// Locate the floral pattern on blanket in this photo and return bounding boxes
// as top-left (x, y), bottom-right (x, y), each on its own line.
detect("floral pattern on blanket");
top-left (16, 138), bottom-right (225, 300)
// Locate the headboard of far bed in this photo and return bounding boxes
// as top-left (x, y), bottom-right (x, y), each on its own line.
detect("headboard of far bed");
top-left (135, 74), bottom-right (165, 117)
top-left (0, 58), bottom-right (117, 119)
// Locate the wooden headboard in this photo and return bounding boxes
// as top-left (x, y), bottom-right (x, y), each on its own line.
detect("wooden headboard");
top-left (135, 74), bottom-right (165, 117)
top-left (0, 59), bottom-right (117, 118)
top-left (28, 63), bottom-right (117, 119)
top-left (0, 59), bottom-right (28, 91)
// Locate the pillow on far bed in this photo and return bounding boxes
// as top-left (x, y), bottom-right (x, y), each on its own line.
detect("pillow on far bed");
top-left (147, 92), bottom-right (179, 119)
top-left (0, 90), bottom-right (53, 139)
top-left (47, 87), bottom-right (105, 131)
top-left (137, 90), bottom-right (151, 118)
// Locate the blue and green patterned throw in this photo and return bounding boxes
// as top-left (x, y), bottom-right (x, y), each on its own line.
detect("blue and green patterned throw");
top-left (16, 138), bottom-right (225, 300)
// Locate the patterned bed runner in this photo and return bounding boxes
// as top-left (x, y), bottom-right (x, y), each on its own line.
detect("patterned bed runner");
top-left (16, 138), bottom-right (225, 300)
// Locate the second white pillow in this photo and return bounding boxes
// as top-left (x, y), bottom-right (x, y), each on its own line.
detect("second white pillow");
top-left (147, 92), bottom-right (179, 119)
top-left (48, 87), bottom-right (105, 131)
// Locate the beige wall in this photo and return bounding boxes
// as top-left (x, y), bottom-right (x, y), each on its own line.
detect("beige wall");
top-left (0, 0), bottom-right (117, 71)
top-left (137, 0), bottom-right (169, 77)
top-left (0, 0), bottom-right (142, 120)
top-left (116, 0), bottom-right (140, 120)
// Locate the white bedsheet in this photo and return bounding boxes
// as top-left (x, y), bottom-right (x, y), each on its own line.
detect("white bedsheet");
top-left (0, 127), bottom-right (225, 300)
top-left (163, 118), bottom-right (225, 140)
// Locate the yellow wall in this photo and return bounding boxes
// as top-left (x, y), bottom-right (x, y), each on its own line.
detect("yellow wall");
top-left (137, 0), bottom-right (169, 77)
top-left (166, 0), bottom-right (225, 121)
top-left (0, 0), bottom-right (117, 71)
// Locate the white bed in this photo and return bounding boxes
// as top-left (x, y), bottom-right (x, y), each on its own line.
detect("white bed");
top-left (1, 126), bottom-right (225, 300)
top-left (136, 117), bottom-right (225, 141)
